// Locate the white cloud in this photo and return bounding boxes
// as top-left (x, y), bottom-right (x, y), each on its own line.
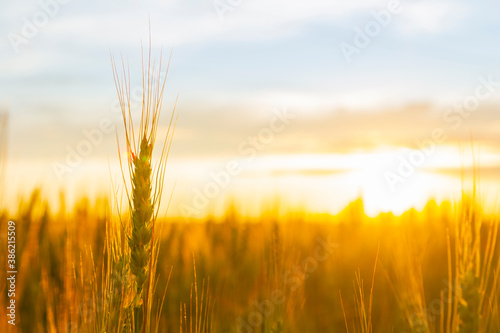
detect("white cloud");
top-left (398, 1), bottom-right (468, 34)
top-left (0, 51), bottom-right (51, 76)
top-left (8, 0), bottom-right (395, 47)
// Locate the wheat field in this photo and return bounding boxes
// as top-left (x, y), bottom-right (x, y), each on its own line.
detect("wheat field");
top-left (1, 185), bottom-right (499, 332)
top-left (2, 20), bottom-right (500, 333)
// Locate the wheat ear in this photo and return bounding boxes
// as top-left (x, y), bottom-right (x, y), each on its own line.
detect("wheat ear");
top-left (112, 34), bottom-right (177, 331)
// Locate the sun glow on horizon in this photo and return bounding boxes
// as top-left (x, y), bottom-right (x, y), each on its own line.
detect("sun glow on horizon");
top-left (3, 145), bottom-right (500, 218)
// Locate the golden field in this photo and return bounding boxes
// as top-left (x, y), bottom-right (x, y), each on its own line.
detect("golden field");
top-left (0, 185), bottom-right (499, 332)
top-left (3, 0), bottom-right (500, 331)
top-left (1, 49), bottom-right (500, 333)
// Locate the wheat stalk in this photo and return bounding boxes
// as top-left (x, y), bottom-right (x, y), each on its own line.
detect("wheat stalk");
top-left (180, 256), bottom-right (215, 333)
top-left (112, 33), bottom-right (178, 332)
top-left (443, 148), bottom-right (500, 333)
top-left (386, 236), bottom-right (430, 333)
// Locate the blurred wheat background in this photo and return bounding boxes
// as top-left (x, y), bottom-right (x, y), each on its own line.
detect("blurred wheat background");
top-left (1, 184), bottom-right (499, 332)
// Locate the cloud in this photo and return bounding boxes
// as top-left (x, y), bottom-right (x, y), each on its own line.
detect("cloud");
top-left (0, 51), bottom-right (51, 76)
top-left (1, 0), bottom-right (400, 50)
top-left (398, 1), bottom-right (468, 35)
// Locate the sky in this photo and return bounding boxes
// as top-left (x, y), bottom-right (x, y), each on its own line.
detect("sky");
top-left (1, 0), bottom-right (500, 217)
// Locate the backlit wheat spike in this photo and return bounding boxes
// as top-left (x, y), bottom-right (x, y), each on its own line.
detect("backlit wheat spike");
top-left (129, 136), bottom-right (154, 302)
top-left (112, 30), bottom-right (178, 332)
top-left (442, 146), bottom-right (500, 333)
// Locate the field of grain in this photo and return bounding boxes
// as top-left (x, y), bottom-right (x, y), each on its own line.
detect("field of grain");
top-left (1, 184), bottom-right (499, 332)
top-left (2, 42), bottom-right (500, 333)
top-left (2, 6), bottom-right (500, 330)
